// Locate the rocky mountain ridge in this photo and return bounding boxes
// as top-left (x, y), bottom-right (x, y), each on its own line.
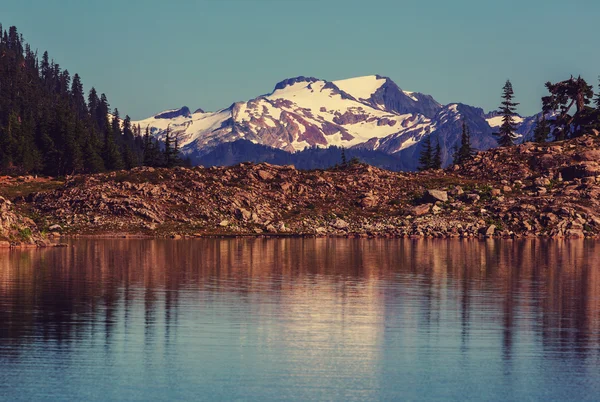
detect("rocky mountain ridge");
top-left (133, 75), bottom-right (534, 171)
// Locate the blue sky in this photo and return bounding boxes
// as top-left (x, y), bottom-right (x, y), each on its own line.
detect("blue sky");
top-left (3, 0), bottom-right (599, 119)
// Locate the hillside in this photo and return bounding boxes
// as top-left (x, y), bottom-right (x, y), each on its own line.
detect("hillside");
top-left (0, 133), bottom-right (594, 244)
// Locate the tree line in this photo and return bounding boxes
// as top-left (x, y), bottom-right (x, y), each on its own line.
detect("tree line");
top-left (0, 24), bottom-right (185, 176)
top-left (418, 75), bottom-right (600, 171)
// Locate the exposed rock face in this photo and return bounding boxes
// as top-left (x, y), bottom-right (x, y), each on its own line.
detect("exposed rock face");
top-left (0, 196), bottom-right (46, 246)
top-left (367, 76), bottom-right (441, 119)
top-left (273, 76), bottom-right (319, 91)
top-left (155, 106), bottom-right (192, 119)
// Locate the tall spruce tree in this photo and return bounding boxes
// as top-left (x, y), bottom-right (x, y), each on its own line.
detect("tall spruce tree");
top-left (532, 115), bottom-right (551, 143)
top-left (163, 126), bottom-right (172, 168)
top-left (453, 121), bottom-right (475, 165)
top-left (432, 140), bottom-right (442, 170)
top-left (595, 76), bottom-right (600, 110)
top-left (142, 126), bottom-right (162, 167)
top-left (163, 126), bottom-right (181, 168)
top-left (418, 136), bottom-right (433, 171)
top-left (494, 80), bottom-right (520, 147)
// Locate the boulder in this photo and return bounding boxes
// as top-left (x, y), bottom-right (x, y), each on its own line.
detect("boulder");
top-left (235, 208), bottom-right (252, 221)
top-left (412, 204), bottom-right (431, 216)
top-left (479, 224), bottom-right (496, 237)
top-left (359, 192), bottom-right (378, 208)
top-left (425, 190), bottom-right (448, 203)
top-left (332, 219), bottom-right (349, 230)
top-left (257, 170), bottom-right (275, 181)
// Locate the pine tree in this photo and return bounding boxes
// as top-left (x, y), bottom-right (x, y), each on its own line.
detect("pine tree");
top-left (494, 80), bottom-right (520, 147)
top-left (71, 73), bottom-right (87, 121)
top-left (542, 76), bottom-right (594, 139)
top-left (532, 115), bottom-right (551, 143)
top-left (341, 147), bottom-right (347, 167)
top-left (418, 136), bottom-right (433, 171)
top-left (432, 140), bottom-right (442, 169)
top-left (172, 134), bottom-right (182, 167)
top-left (102, 123), bottom-right (124, 171)
top-left (143, 126), bottom-right (162, 167)
top-left (163, 126), bottom-right (172, 168)
top-left (453, 121), bottom-right (475, 165)
top-left (595, 76), bottom-right (600, 110)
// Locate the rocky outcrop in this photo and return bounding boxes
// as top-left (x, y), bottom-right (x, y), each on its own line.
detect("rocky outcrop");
top-left (0, 195), bottom-right (48, 247)
top-left (155, 106), bottom-right (192, 119)
top-left (4, 133), bottom-right (598, 240)
top-left (273, 76), bottom-right (319, 91)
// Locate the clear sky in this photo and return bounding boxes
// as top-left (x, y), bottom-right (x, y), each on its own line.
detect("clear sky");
top-left (3, 0), bottom-right (599, 119)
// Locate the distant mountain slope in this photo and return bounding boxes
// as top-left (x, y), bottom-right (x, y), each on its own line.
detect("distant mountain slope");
top-left (133, 75), bottom-right (535, 170)
top-left (196, 140), bottom-right (410, 171)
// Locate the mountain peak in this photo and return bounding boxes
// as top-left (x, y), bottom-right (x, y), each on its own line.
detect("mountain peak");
top-left (273, 76), bottom-right (320, 92)
top-left (332, 75), bottom-right (388, 100)
top-left (155, 106), bottom-right (191, 119)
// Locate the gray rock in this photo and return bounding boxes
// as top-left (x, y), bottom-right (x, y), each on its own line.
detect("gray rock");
top-left (332, 219), bottom-right (349, 230)
top-left (425, 190), bottom-right (448, 203)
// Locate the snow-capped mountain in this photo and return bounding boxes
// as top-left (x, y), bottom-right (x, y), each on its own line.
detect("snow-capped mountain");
top-left (133, 75), bottom-right (534, 170)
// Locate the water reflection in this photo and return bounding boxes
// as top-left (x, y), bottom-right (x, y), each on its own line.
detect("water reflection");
top-left (1, 239), bottom-right (600, 400)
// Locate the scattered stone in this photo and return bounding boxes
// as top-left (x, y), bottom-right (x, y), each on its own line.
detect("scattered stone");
top-left (332, 219), bottom-right (349, 230)
top-left (425, 190), bottom-right (448, 203)
top-left (412, 204), bottom-right (431, 216)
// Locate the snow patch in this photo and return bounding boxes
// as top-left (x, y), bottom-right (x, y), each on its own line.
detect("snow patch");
top-left (486, 115), bottom-right (525, 128)
top-left (333, 75), bottom-right (386, 100)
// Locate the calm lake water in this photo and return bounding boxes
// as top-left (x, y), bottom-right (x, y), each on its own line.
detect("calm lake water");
top-left (1, 239), bottom-right (600, 401)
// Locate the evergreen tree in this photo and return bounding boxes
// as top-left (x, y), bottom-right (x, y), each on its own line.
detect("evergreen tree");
top-left (102, 123), bottom-right (124, 171)
top-left (432, 140), bottom-right (442, 169)
top-left (163, 126), bottom-right (173, 168)
top-left (71, 73), bottom-right (87, 121)
top-left (494, 80), bottom-right (520, 147)
top-left (542, 76), bottom-right (594, 139)
top-left (341, 147), bottom-right (347, 167)
top-left (172, 134), bottom-right (182, 167)
top-left (595, 76), bottom-right (600, 110)
top-left (453, 121), bottom-right (475, 165)
top-left (142, 126), bottom-right (162, 167)
top-left (418, 136), bottom-right (433, 171)
top-left (0, 23), bottom-right (148, 175)
top-left (532, 115), bottom-right (551, 143)
top-left (163, 126), bottom-right (182, 168)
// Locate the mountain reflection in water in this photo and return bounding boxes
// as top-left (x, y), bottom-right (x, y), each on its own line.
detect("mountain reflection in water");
top-left (1, 239), bottom-right (599, 401)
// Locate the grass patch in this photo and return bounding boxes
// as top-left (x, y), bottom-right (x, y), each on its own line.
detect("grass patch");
top-left (0, 180), bottom-right (64, 201)
top-left (17, 227), bottom-right (32, 242)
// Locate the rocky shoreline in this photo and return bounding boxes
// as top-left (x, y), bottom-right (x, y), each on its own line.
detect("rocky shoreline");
top-left (2, 134), bottom-right (600, 246)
